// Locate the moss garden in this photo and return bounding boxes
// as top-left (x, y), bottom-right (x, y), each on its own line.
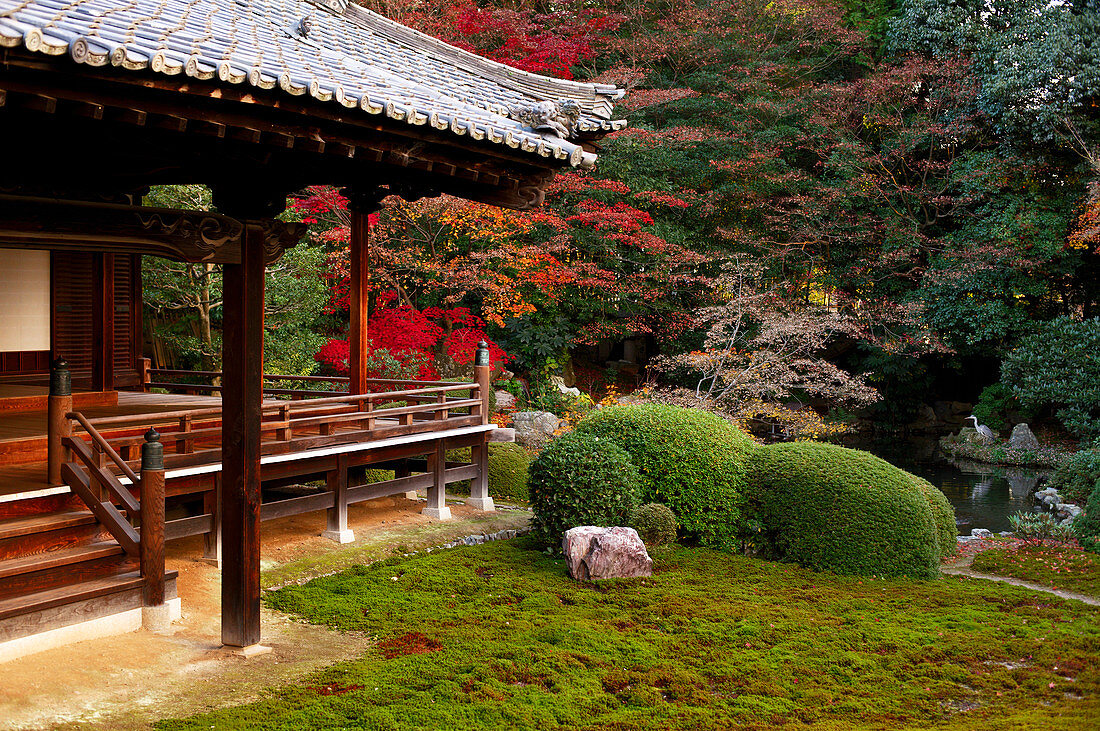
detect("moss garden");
top-left (158, 539), bottom-right (1099, 730)
top-left (155, 405), bottom-right (1099, 729)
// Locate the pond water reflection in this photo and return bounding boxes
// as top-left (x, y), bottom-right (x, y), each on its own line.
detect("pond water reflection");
top-left (855, 438), bottom-right (1048, 536)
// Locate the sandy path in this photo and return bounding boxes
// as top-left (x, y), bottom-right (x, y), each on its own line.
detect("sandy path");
top-left (0, 496), bottom-right (530, 730)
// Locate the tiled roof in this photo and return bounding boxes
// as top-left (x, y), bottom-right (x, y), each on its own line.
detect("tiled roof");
top-left (0, 0), bottom-right (626, 168)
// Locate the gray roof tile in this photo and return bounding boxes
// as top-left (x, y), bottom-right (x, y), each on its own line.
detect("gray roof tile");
top-left (0, 0), bottom-right (627, 167)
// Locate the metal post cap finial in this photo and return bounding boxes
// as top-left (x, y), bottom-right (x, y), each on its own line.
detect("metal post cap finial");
top-left (475, 340), bottom-right (490, 367)
top-left (142, 428), bottom-right (164, 471)
top-left (50, 357), bottom-right (72, 397)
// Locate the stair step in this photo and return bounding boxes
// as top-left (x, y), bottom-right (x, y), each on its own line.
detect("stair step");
top-left (0, 542), bottom-right (137, 599)
top-left (0, 511), bottom-right (96, 541)
top-left (0, 571), bottom-right (144, 621)
top-left (0, 542), bottom-right (124, 580)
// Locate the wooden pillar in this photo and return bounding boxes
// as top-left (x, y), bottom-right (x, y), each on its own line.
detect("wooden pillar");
top-left (467, 341), bottom-right (494, 512)
top-left (92, 252), bottom-right (115, 392)
top-left (140, 429), bottom-right (170, 631)
top-left (220, 222), bottom-right (266, 650)
top-left (323, 455), bottom-right (353, 543)
top-left (348, 208), bottom-right (370, 395)
top-left (422, 441), bottom-right (451, 520)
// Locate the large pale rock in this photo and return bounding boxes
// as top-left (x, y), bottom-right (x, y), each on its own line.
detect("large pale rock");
top-left (562, 526), bottom-right (653, 581)
top-left (495, 390), bottom-right (516, 410)
top-left (1008, 423), bottom-right (1041, 451)
top-left (512, 410), bottom-right (565, 448)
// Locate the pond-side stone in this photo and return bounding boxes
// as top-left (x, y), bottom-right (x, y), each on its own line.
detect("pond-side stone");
top-left (563, 526), bottom-right (653, 581)
top-left (512, 410), bottom-right (565, 448)
top-left (1008, 423), bottom-right (1041, 451)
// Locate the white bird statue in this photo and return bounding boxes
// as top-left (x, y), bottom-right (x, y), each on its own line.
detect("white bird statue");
top-left (967, 415), bottom-right (995, 440)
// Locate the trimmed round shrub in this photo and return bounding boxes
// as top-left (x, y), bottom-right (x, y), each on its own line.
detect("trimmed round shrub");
top-left (486, 443), bottom-right (533, 504)
top-left (528, 431), bottom-right (642, 550)
top-left (748, 442), bottom-right (941, 579)
top-left (630, 503), bottom-right (678, 546)
top-left (909, 475), bottom-right (958, 559)
top-left (444, 444), bottom-right (532, 501)
top-left (576, 404), bottom-right (755, 550)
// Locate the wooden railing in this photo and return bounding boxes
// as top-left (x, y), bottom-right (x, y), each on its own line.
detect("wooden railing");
top-left (146, 368), bottom-right (353, 398)
top-left (56, 350), bottom-right (493, 608)
top-left (59, 419), bottom-right (167, 627)
top-left (79, 380), bottom-right (487, 468)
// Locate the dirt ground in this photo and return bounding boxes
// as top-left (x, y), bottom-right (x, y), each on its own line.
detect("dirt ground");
top-left (0, 495), bottom-right (530, 731)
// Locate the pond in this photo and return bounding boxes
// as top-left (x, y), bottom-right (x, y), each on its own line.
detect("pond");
top-left (856, 437), bottom-right (1048, 536)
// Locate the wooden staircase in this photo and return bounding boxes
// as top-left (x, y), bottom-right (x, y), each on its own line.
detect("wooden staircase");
top-left (0, 484), bottom-right (177, 662)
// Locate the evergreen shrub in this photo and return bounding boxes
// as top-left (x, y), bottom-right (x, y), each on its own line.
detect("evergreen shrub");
top-left (1049, 447), bottom-right (1100, 504)
top-left (1074, 483), bottom-right (1100, 554)
top-left (909, 475), bottom-right (959, 559)
top-left (528, 431), bottom-right (641, 550)
top-left (575, 405), bottom-right (755, 550)
top-left (748, 442), bottom-right (943, 579)
top-left (486, 443), bottom-right (533, 503)
top-left (1009, 512), bottom-right (1075, 542)
top-left (630, 503), bottom-right (678, 546)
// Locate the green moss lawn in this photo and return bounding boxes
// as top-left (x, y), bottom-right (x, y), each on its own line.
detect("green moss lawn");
top-left (159, 539), bottom-right (1099, 730)
top-left (971, 542), bottom-right (1100, 597)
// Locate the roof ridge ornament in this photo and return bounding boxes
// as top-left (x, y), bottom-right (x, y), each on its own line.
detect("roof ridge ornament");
top-left (509, 99), bottom-right (582, 140)
top-left (295, 15), bottom-right (313, 39)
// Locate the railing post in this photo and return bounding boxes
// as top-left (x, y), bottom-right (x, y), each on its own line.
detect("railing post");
top-left (47, 357), bottom-right (72, 486)
top-left (475, 341), bottom-right (491, 426)
top-left (468, 342), bottom-right (495, 512)
top-left (140, 428), bottom-right (170, 631)
top-left (140, 357), bottom-right (152, 392)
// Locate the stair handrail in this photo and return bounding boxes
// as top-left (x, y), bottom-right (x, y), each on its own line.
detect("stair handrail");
top-left (66, 411), bottom-right (142, 488)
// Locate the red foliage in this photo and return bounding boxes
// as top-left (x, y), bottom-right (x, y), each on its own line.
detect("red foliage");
top-left (314, 293), bottom-right (510, 380)
top-left (401, 1), bottom-right (622, 80)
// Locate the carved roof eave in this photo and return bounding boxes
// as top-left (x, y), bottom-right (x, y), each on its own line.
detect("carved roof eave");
top-left (0, 195), bottom-right (306, 264)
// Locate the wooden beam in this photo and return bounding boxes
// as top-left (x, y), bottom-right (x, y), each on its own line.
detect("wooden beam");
top-left (348, 208), bottom-right (370, 395)
top-left (219, 222), bottom-right (266, 650)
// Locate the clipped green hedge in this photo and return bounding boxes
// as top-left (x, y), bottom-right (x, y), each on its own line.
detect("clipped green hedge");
top-left (909, 475), bottom-right (958, 559)
top-left (630, 503), bottom-right (678, 547)
top-left (575, 404), bottom-right (755, 550)
top-left (486, 443), bottom-right (533, 504)
top-left (528, 431), bottom-right (641, 550)
top-left (748, 442), bottom-right (942, 579)
top-left (445, 444), bottom-right (532, 502)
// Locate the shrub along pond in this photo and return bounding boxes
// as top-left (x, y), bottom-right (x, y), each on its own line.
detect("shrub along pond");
top-left (858, 439), bottom-right (1050, 536)
top-left (158, 538), bottom-right (1098, 730)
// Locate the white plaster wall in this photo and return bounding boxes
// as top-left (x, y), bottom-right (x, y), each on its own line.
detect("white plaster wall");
top-left (0, 248), bottom-right (51, 352)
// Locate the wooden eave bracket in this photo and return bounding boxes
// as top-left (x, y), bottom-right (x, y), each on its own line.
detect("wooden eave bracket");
top-left (0, 195), bottom-right (307, 264)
